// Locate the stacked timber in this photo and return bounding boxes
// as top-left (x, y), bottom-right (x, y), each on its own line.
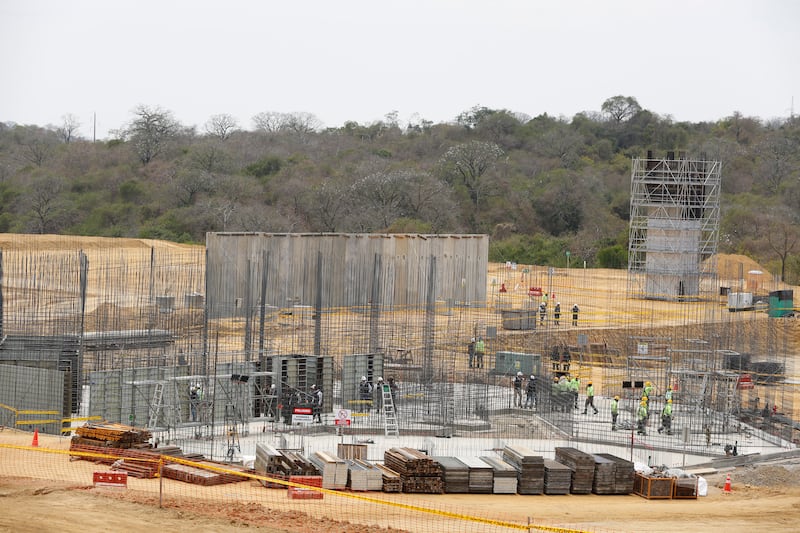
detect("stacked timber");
top-left (254, 443), bottom-right (318, 488)
top-left (337, 443), bottom-right (367, 460)
top-left (594, 453), bottom-right (635, 494)
top-left (73, 422), bottom-right (152, 449)
top-left (161, 460), bottom-right (250, 486)
top-left (68, 443), bottom-right (161, 478)
top-left (542, 459), bottom-right (572, 495)
top-left (433, 456), bottom-right (470, 493)
top-left (591, 455), bottom-right (616, 494)
top-left (554, 447), bottom-right (595, 494)
top-left (480, 455), bottom-right (518, 494)
top-left (502, 445), bottom-right (544, 495)
top-left (309, 451), bottom-right (348, 489)
top-left (374, 463), bottom-right (402, 492)
top-left (384, 447), bottom-right (444, 494)
top-left (457, 456), bottom-right (494, 494)
top-left (346, 459), bottom-right (383, 491)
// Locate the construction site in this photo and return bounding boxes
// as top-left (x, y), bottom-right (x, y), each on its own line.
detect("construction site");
top-left (0, 153), bottom-right (798, 472)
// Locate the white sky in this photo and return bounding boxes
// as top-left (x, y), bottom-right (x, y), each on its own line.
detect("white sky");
top-left (1, 0), bottom-right (798, 140)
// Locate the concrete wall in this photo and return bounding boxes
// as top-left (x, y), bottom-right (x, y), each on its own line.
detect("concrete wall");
top-left (205, 233), bottom-right (489, 319)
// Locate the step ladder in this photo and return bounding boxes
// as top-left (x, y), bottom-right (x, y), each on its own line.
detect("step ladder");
top-left (148, 382), bottom-right (164, 429)
top-left (382, 384), bottom-right (399, 436)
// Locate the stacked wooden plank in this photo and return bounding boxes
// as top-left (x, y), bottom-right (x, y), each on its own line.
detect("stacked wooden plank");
top-left (73, 422), bottom-right (152, 449)
top-left (161, 460), bottom-right (250, 486)
top-left (254, 443), bottom-right (318, 477)
top-left (309, 451), bottom-right (348, 489)
top-left (542, 459), bottom-right (572, 495)
top-left (457, 456), bottom-right (494, 494)
top-left (384, 447), bottom-right (444, 494)
top-left (374, 463), bottom-right (402, 492)
top-left (502, 445), bottom-right (544, 495)
top-left (591, 455), bottom-right (616, 494)
top-left (69, 442), bottom-right (160, 478)
top-left (346, 459), bottom-right (383, 491)
top-left (337, 443), bottom-right (367, 460)
top-left (433, 457), bottom-right (470, 493)
top-left (554, 447), bottom-right (595, 494)
top-left (594, 453), bottom-right (635, 494)
top-left (480, 455), bottom-right (518, 494)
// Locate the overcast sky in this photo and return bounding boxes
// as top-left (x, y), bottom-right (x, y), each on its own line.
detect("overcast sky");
top-left (1, 0), bottom-right (798, 140)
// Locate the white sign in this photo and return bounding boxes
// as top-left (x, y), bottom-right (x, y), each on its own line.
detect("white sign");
top-left (335, 409), bottom-right (352, 426)
top-left (292, 414), bottom-right (313, 424)
top-left (638, 343), bottom-right (648, 355)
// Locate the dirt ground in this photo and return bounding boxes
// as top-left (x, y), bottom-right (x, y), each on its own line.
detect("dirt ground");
top-left (1, 235), bottom-right (799, 532)
top-left (2, 452), bottom-right (800, 533)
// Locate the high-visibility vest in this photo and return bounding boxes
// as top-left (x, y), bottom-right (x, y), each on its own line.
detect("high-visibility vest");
top-left (611, 399), bottom-right (619, 414)
top-left (586, 385), bottom-right (595, 397)
top-left (638, 405), bottom-right (648, 420)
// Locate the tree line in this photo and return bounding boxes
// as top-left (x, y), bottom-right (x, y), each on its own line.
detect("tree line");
top-left (1, 96), bottom-right (799, 282)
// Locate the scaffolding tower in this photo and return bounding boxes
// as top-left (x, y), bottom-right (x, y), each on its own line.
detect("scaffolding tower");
top-left (628, 151), bottom-right (721, 300)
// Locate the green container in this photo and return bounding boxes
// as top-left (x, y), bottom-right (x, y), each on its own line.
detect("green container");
top-left (493, 351), bottom-right (542, 377)
top-left (768, 290), bottom-right (793, 317)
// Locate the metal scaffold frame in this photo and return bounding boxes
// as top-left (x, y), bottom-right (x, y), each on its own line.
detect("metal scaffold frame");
top-left (628, 152), bottom-right (721, 300)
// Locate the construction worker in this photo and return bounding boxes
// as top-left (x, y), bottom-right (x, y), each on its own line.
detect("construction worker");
top-left (664, 385), bottom-right (673, 403)
top-left (513, 372), bottom-right (524, 407)
top-left (189, 384), bottom-right (200, 421)
top-left (474, 337), bottom-right (485, 368)
top-left (525, 375), bottom-right (537, 409)
top-left (387, 377), bottom-right (399, 414)
top-left (572, 304), bottom-right (579, 326)
top-left (558, 376), bottom-right (571, 412)
top-left (311, 384), bottom-right (323, 423)
top-left (374, 377), bottom-right (385, 413)
top-left (610, 395), bottom-right (619, 430)
top-left (551, 376), bottom-right (561, 412)
top-left (554, 302), bottom-right (561, 326)
top-left (539, 302), bottom-right (547, 326)
top-left (637, 400), bottom-right (648, 435)
top-left (358, 376), bottom-right (372, 413)
top-left (582, 381), bottom-right (598, 415)
top-left (643, 381), bottom-right (654, 402)
top-left (569, 376), bottom-right (580, 409)
top-left (657, 399), bottom-right (673, 434)
top-left (468, 338), bottom-right (476, 368)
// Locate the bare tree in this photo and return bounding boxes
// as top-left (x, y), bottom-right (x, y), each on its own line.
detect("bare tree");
top-left (13, 126), bottom-right (57, 167)
top-left (440, 141), bottom-right (504, 208)
top-left (284, 112), bottom-right (322, 135)
top-left (204, 113), bottom-right (238, 141)
top-left (766, 210), bottom-right (800, 282)
top-left (252, 111), bottom-right (285, 134)
top-left (57, 114), bottom-right (82, 144)
top-left (601, 95), bottom-right (642, 123)
top-left (23, 175), bottom-right (66, 233)
top-left (125, 105), bottom-right (181, 165)
top-left (755, 132), bottom-right (798, 193)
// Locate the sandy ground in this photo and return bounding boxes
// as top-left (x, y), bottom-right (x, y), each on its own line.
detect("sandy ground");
top-left (2, 429), bottom-right (800, 533)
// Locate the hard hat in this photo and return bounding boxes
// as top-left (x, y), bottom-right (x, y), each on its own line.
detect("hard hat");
top-left (645, 381), bottom-right (651, 386)
top-left (553, 376), bottom-right (559, 381)
top-left (667, 385), bottom-right (672, 390)
top-left (311, 384), bottom-right (317, 389)
top-left (377, 376), bottom-right (384, 382)
top-left (588, 382), bottom-right (592, 385)
top-left (517, 371), bottom-right (523, 376)
top-left (530, 375), bottom-right (535, 380)
top-left (642, 396), bottom-right (648, 402)
top-left (667, 399), bottom-right (672, 403)
top-left (641, 400), bottom-right (647, 405)
top-left (614, 396), bottom-right (619, 400)
top-left (361, 376), bottom-right (366, 381)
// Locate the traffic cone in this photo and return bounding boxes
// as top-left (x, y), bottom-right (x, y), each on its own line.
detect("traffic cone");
top-left (723, 473), bottom-right (731, 494)
top-left (31, 428), bottom-right (39, 447)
